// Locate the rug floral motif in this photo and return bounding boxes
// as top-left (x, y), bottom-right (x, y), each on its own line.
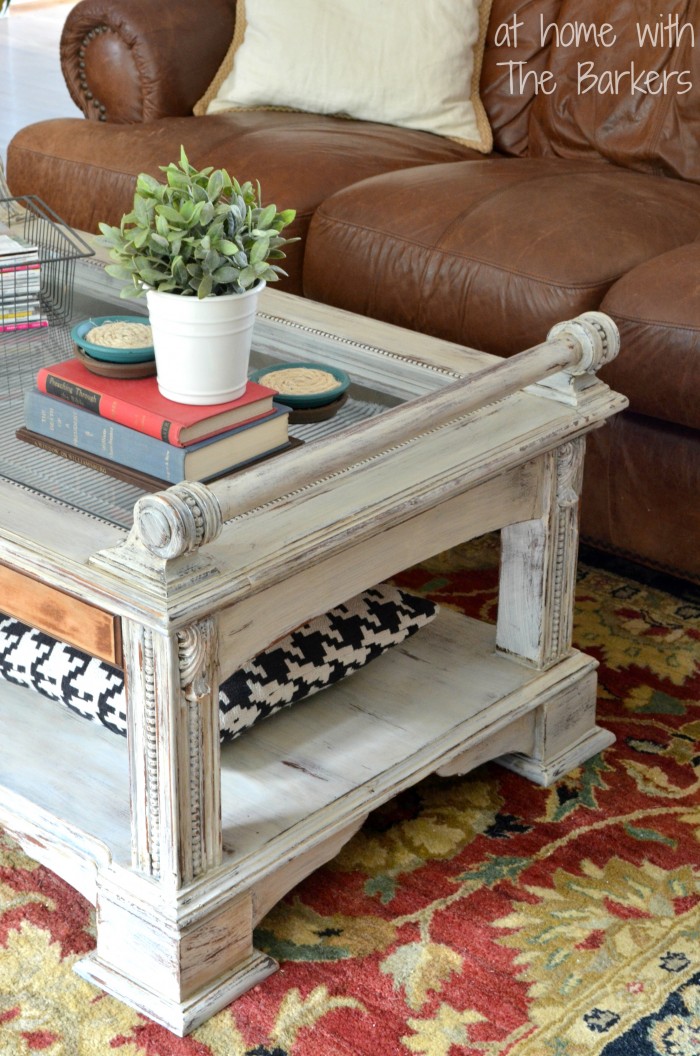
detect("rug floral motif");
top-left (0, 537), bottom-right (698, 1055)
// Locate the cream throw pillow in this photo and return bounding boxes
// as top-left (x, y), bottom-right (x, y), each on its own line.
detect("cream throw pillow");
top-left (195, 0), bottom-right (493, 152)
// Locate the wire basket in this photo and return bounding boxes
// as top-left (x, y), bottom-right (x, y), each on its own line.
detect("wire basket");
top-left (0, 195), bottom-right (94, 331)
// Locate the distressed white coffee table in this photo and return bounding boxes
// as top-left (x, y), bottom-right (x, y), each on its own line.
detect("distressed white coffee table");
top-left (0, 289), bottom-right (627, 1034)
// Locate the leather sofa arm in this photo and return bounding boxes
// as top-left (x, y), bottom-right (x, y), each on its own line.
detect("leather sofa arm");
top-left (60, 0), bottom-right (237, 124)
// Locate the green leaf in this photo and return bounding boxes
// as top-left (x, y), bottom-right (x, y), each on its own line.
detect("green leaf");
top-left (202, 248), bottom-right (221, 274)
top-left (133, 196), bottom-right (153, 224)
top-left (238, 265), bottom-right (258, 287)
top-left (180, 199), bottom-right (195, 223)
top-left (259, 266), bottom-right (280, 282)
top-left (211, 265), bottom-right (240, 284)
top-left (135, 172), bottom-right (162, 195)
top-left (249, 236), bottom-right (270, 264)
top-left (216, 238), bottom-right (240, 256)
top-left (166, 168), bottom-right (190, 191)
top-left (155, 212), bottom-right (170, 238)
top-left (138, 266), bottom-right (165, 287)
top-left (172, 257), bottom-right (189, 286)
top-left (156, 204), bottom-right (187, 225)
top-left (197, 273), bottom-right (213, 299)
top-left (118, 284), bottom-right (146, 299)
top-left (256, 203), bottom-right (277, 229)
top-left (199, 201), bottom-right (215, 227)
top-left (206, 169), bottom-right (224, 202)
top-left (104, 263), bottom-right (134, 281)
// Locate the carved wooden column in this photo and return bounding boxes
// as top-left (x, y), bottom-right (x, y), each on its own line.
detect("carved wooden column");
top-left (496, 437), bottom-right (585, 669)
top-left (94, 480), bottom-right (227, 887)
top-left (495, 311), bottom-right (619, 669)
top-left (79, 483), bottom-right (277, 1033)
top-left (124, 615), bottom-right (221, 888)
top-left (493, 314), bottom-right (618, 784)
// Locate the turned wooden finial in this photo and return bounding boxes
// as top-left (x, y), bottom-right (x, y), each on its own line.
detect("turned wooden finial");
top-left (547, 311), bottom-right (620, 375)
top-left (134, 482), bottom-right (223, 558)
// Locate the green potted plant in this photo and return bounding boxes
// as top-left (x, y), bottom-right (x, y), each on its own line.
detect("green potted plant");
top-left (98, 147), bottom-right (296, 405)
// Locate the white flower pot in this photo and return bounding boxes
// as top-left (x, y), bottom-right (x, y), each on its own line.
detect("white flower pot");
top-left (146, 281), bottom-right (265, 405)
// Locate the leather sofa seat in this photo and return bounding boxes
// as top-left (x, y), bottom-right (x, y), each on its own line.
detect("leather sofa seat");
top-left (600, 244), bottom-right (700, 433)
top-left (303, 158), bottom-right (700, 357)
top-left (305, 165), bottom-right (700, 579)
top-left (7, 112), bottom-right (477, 295)
top-left (579, 243), bottom-right (700, 578)
top-left (583, 414), bottom-right (700, 581)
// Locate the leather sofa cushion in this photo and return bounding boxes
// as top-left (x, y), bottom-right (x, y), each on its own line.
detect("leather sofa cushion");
top-left (6, 112), bottom-right (478, 295)
top-left (528, 0), bottom-right (700, 184)
top-left (303, 157), bottom-right (700, 361)
top-left (600, 244), bottom-right (700, 432)
top-left (480, 0), bottom-right (561, 157)
top-left (581, 412), bottom-right (700, 584)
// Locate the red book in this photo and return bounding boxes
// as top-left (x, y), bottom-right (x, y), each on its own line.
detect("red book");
top-left (35, 358), bottom-right (278, 446)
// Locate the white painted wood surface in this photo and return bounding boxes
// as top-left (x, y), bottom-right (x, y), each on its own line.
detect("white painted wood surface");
top-left (0, 293), bottom-right (627, 1033)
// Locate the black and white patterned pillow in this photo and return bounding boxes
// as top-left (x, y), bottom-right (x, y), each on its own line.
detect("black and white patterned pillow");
top-left (0, 584), bottom-right (437, 742)
top-left (0, 619), bottom-right (126, 735)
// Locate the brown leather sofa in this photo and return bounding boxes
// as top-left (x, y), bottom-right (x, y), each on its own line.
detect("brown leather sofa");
top-left (6, 0), bottom-right (700, 583)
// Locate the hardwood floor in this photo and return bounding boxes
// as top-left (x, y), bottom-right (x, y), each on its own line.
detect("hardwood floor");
top-left (0, 2), bottom-right (78, 167)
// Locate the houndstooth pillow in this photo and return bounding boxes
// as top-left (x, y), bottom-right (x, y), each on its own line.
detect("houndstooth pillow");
top-left (0, 584), bottom-right (437, 742)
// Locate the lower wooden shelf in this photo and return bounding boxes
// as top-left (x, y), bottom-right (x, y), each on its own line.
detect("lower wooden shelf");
top-left (0, 608), bottom-right (610, 912)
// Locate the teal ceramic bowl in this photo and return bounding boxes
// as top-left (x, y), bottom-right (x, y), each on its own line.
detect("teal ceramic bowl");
top-left (71, 315), bottom-right (155, 364)
top-left (249, 361), bottom-right (351, 408)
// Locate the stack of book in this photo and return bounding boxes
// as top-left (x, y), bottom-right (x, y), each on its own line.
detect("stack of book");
top-left (18, 358), bottom-right (294, 490)
top-left (0, 233), bottom-right (43, 332)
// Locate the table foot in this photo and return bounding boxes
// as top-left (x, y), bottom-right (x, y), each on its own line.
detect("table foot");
top-left (436, 654), bottom-right (613, 787)
top-left (75, 949), bottom-right (278, 1037)
top-left (496, 663), bottom-right (615, 786)
top-left (497, 724), bottom-right (615, 786)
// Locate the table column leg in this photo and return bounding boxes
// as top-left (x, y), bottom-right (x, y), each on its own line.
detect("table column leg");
top-left (123, 616), bottom-right (221, 888)
top-left (75, 614), bottom-right (276, 1035)
top-left (494, 438), bottom-right (614, 784)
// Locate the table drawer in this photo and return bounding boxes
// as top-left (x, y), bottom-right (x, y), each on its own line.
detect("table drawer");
top-left (0, 563), bottom-right (121, 665)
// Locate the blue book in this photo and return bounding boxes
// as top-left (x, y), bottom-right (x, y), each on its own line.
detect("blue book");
top-left (23, 388), bottom-right (290, 483)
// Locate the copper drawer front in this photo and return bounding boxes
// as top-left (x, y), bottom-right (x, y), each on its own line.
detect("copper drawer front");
top-left (0, 563), bottom-right (121, 665)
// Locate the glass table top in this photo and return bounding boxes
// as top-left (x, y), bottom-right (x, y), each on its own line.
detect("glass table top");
top-left (0, 282), bottom-right (397, 530)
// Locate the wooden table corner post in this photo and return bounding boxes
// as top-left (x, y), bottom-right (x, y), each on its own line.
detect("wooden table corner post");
top-left (494, 312), bottom-right (619, 785)
top-left (78, 483), bottom-right (276, 1035)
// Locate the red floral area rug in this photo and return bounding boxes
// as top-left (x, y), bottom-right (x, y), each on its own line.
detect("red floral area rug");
top-left (1, 537), bottom-right (699, 1055)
